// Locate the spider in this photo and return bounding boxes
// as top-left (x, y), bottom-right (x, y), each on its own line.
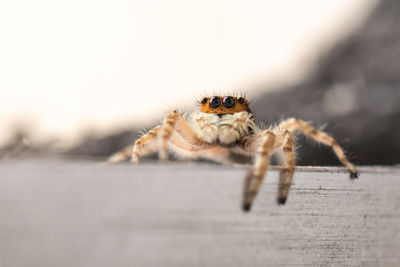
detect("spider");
top-left (109, 95), bottom-right (358, 211)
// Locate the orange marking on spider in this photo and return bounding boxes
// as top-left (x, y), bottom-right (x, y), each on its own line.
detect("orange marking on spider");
top-left (200, 96), bottom-right (252, 115)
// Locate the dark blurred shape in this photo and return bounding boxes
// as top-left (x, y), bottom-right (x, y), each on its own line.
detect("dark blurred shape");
top-left (252, 0), bottom-right (400, 165)
top-left (0, 127), bottom-right (53, 159)
top-left (66, 129), bottom-right (138, 159)
top-left (0, 128), bottom-right (32, 158)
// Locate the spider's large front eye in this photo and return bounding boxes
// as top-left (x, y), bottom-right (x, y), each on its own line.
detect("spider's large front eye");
top-left (209, 96), bottom-right (221, 108)
top-left (223, 96), bottom-right (235, 108)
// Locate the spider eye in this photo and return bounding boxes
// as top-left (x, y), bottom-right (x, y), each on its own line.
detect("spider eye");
top-left (238, 97), bottom-right (245, 104)
top-left (209, 96), bottom-right (221, 108)
top-left (223, 96), bottom-right (235, 108)
top-left (201, 97), bottom-right (208, 104)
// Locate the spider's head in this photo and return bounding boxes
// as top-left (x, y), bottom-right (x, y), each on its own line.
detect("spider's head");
top-left (199, 96), bottom-right (252, 115)
top-left (193, 95), bottom-right (256, 145)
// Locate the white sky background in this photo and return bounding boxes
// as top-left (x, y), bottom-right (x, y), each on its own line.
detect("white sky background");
top-left (0, 0), bottom-right (377, 146)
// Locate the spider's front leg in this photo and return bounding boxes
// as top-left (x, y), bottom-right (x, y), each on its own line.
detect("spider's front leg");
top-left (279, 118), bottom-right (358, 178)
top-left (277, 130), bottom-right (295, 205)
top-left (131, 110), bottom-right (227, 163)
top-left (130, 110), bottom-right (188, 163)
top-left (108, 125), bottom-right (161, 163)
top-left (130, 125), bottom-right (161, 163)
top-left (158, 110), bottom-right (179, 161)
top-left (127, 110), bottom-right (185, 162)
top-left (243, 130), bottom-right (276, 211)
top-left (158, 110), bottom-right (206, 161)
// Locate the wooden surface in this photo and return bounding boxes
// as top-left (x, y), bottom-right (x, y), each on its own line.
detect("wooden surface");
top-left (0, 160), bottom-right (399, 267)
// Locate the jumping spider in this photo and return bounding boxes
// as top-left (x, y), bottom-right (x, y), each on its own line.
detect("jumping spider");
top-left (109, 95), bottom-right (358, 211)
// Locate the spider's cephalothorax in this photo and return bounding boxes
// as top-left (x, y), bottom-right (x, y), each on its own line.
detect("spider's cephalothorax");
top-left (109, 95), bottom-right (359, 212)
top-left (193, 96), bottom-right (256, 146)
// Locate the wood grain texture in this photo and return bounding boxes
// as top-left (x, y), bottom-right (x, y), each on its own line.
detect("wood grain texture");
top-left (0, 161), bottom-right (399, 267)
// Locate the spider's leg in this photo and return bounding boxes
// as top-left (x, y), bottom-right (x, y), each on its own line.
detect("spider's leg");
top-left (107, 125), bottom-right (161, 163)
top-left (159, 111), bottom-right (178, 161)
top-left (243, 130), bottom-right (276, 211)
top-left (277, 130), bottom-right (295, 205)
top-left (278, 118), bottom-right (358, 178)
top-left (133, 110), bottom-right (205, 163)
top-left (174, 112), bottom-right (203, 145)
top-left (167, 142), bottom-right (230, 163)
top-left (130, 124), bottom-right (229, 164)
top-left (158, 110), bottom-right (204, 161)
top-left (131, 125), bottom-right (161, 163)
top-left (113, 110), bottom-right (227, 163)
top-left (108, 145), bottom-right (133, 163)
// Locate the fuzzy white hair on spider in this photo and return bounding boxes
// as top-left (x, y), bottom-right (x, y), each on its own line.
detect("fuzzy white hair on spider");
top-left (109, 94), bottom-right (358, 212)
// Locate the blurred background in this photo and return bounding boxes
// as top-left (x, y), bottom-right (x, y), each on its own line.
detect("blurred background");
top-left (1, 0), bottom-right (398, 165)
